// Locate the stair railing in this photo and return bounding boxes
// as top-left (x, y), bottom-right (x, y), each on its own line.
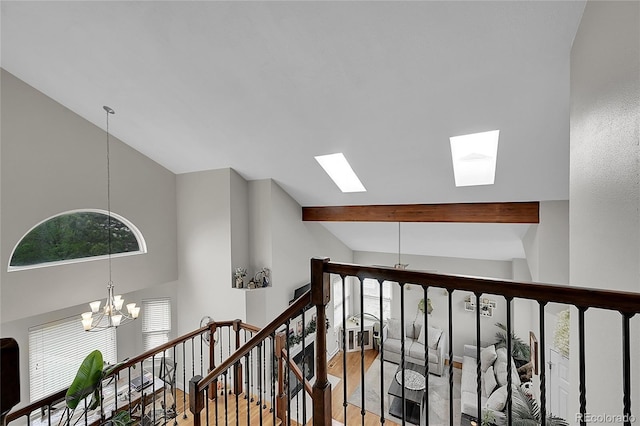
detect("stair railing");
top-left (5, 319), bottom-right (261, 426)
top-left (189, 285), bottom-right (328, 426)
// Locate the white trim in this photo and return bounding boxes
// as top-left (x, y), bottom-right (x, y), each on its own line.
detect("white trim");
top-left (8, 208), bottom-right (147, 272)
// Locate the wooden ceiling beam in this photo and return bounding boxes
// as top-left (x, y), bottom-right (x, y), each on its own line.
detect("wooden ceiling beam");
top-left (302, 201), bottom-right (539, 224)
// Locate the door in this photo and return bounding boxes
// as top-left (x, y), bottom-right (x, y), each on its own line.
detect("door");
top-left (547, 348), bottom-right (570, 420)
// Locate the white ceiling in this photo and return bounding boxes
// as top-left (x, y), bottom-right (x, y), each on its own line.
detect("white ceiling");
top-left (0, 1), bottom-right (585, 261)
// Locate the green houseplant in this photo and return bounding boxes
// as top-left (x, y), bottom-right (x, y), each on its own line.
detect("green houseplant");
top-left (417, 298), bottom-right (433, 315)
top-left (483, 388), bottom-right (568, 426)
top-left (59, 350), bottom-right (131, 426)
top-left (493, 323), bottom-right (530, 365)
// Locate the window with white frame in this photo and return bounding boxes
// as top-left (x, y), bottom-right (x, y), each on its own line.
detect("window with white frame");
top-left (29, 316), bottom-right (117, 402)
top-left (362, 279), bottom-right (392, 321)
top-left (142, 298), bottom-right (172, 352)
top-left (332, 276), bottom-right (351, 329)
top-left (9, 209), bottom-right (146, 272)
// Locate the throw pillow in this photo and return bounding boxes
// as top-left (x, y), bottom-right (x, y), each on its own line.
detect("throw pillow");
top-left (480, 345), bottom-right (498, 372)
top-left (427, 326), bottom-right (443, 349)
top-left (494, 348), bottom-right (521, 387)
top-left (417, 323), bottom-right (426, 345)
top-left (484, 365), bottom-right (498, 396)
top-left (387, 318), bottom-right (402, 340)
top-left (485, 385), bottom-right (508, 412)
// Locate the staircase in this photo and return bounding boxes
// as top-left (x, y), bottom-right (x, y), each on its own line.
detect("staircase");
top-left (177, 391), bottom-right (280, 426)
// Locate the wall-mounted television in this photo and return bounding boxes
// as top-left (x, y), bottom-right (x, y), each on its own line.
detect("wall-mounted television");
top-left (290, 283), bottom-right (311, 304)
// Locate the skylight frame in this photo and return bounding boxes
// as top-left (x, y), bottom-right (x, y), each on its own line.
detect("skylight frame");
top-left (315, 153), bottom-right (366, 193)
top-left (449, 130), bottom-right (500, 187)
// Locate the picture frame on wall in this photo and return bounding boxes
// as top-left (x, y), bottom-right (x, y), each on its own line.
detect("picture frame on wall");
top-left (296, 319), bottom-right (303, 336)
top-left (480, 304), bottom-right (493, 317)
top-left (529, 331), bottom-right (539, 374)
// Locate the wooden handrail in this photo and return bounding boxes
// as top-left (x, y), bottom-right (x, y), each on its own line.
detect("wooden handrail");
top-left (322, 261), bottom-right (640, 314)
top-left (110, 320), bottom-right (259, 375)
top-left (5, 389), bottom-right (67, 423)
top-left (193, 291), bottom-right (312, 393)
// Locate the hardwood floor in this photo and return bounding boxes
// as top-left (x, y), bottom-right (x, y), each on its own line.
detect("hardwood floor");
top-left (174, 389), bottom-right (280, 426)
top-left (327, 350), bottom-right (400, 426)
top-left (171, 350), bottom-right (398, 426)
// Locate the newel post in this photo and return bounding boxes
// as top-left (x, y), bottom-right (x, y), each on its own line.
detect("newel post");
top-left (311, 257), bottom-right (332, 426)
top-left (232, 319), bottom-right (243, 396)
top-left (275, 332), bottom-right (287, 423)
top-left (189, 375), bottom-right (204, 426)
top-left (208, 321), bottom-right (217, 400)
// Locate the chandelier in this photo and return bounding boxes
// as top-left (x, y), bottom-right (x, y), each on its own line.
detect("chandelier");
top-left (81, 106), bottom-right (140, 331)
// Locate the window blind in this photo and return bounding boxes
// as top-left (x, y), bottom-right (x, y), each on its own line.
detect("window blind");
top-left (333, 277), bottom-right (351, 328)
top-left (29, 316), bottom-right (116, 402)
top-left (142, 299), bottom-right (171, 351)
top-left (362, 279), bottom-right (392, 320)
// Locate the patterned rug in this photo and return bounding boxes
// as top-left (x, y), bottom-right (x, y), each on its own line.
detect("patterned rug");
top-left (347, 359), bottom-right (462, 425)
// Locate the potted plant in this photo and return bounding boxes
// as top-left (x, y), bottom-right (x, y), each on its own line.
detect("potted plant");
top-left (493, 322), bottom-right (530, 367)
top-left (417, 298), bottom-right (433, 315)
top-left (59, 350), bottom-right (131, 426)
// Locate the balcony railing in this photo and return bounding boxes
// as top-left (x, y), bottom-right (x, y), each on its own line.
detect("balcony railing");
top-left (7, 257), bottom-right (640, 426)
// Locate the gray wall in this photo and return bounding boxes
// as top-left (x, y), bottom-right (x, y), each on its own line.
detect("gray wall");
top-left (1, 69), bottom-right (178, 324)
top-left (0, 69), bottom-right (178, 406)
top-left (247, 180), bottom-right (353, 357)
top-left (569, 0), bottom-right (640, 419)
top-left (176, 168), bottom-right (247, 335)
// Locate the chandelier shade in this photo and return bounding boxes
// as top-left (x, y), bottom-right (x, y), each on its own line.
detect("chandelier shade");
top-left (81, 106), bottom-right (140, 332)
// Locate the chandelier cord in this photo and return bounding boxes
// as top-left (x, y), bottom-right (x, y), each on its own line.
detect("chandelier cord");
top-left (80, 107), bottom-right (139, 332)
top-left (104, 106), bottom-right (114, 285)
top-left (398, 222), bottom-right (401, 265)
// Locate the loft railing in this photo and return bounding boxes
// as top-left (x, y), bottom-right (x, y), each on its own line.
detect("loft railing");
top-left (10, 257), bottom-right (640, 426)
top-left (314, 257), bottom-right (640, 426)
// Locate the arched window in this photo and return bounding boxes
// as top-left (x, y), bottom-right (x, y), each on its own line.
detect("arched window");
top-left (8, 209), bottom-right (146, 271)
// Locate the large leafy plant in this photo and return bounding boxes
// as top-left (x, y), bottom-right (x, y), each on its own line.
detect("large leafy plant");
top-left (59, 350), bottom-right (130, 426)
top-left (494, 323), bottom-right (530, 363)
top-left (510, 387), bottom-right (568, 425)
top-left (484, 388), bottom-right (568, 426)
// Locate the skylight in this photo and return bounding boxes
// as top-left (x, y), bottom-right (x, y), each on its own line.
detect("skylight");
top-left (315, 153), bottom-right (366, 193)
top-left (449, 130), bottom-right (500, 187)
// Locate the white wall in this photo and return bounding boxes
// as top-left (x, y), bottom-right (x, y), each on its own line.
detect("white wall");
top-left (353, 250), bottom-right (514, 360)
top-left (0, 69), bottom-right (178, 324)
top-left (0, 69), bottom-right (178, 406)
top-left (245, 180), bottom-right (273, 327)
top-left (569, 0), bottom-right (640, 420)
top-left (246, 180), bottom-right (353, 357)
top-left (522, 201), bottom-right (569, 285)
top-left (0, 282), bottom-right (173, 409)
top-left (176, 168), bottom-right (247, 335)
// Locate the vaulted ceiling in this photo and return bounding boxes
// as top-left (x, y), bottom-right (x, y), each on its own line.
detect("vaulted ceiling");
top-left (1, 1), bottom-right (586, 261)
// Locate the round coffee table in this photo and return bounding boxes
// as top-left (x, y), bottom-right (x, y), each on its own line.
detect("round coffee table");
top-left (395, 369), bottom-right (426, 391)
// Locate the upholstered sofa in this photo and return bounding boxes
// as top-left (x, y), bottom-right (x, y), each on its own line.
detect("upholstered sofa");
top-left (381, 318), bottom-right (445, 376)
top-left (461, 344), bottom-right (521, 419)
